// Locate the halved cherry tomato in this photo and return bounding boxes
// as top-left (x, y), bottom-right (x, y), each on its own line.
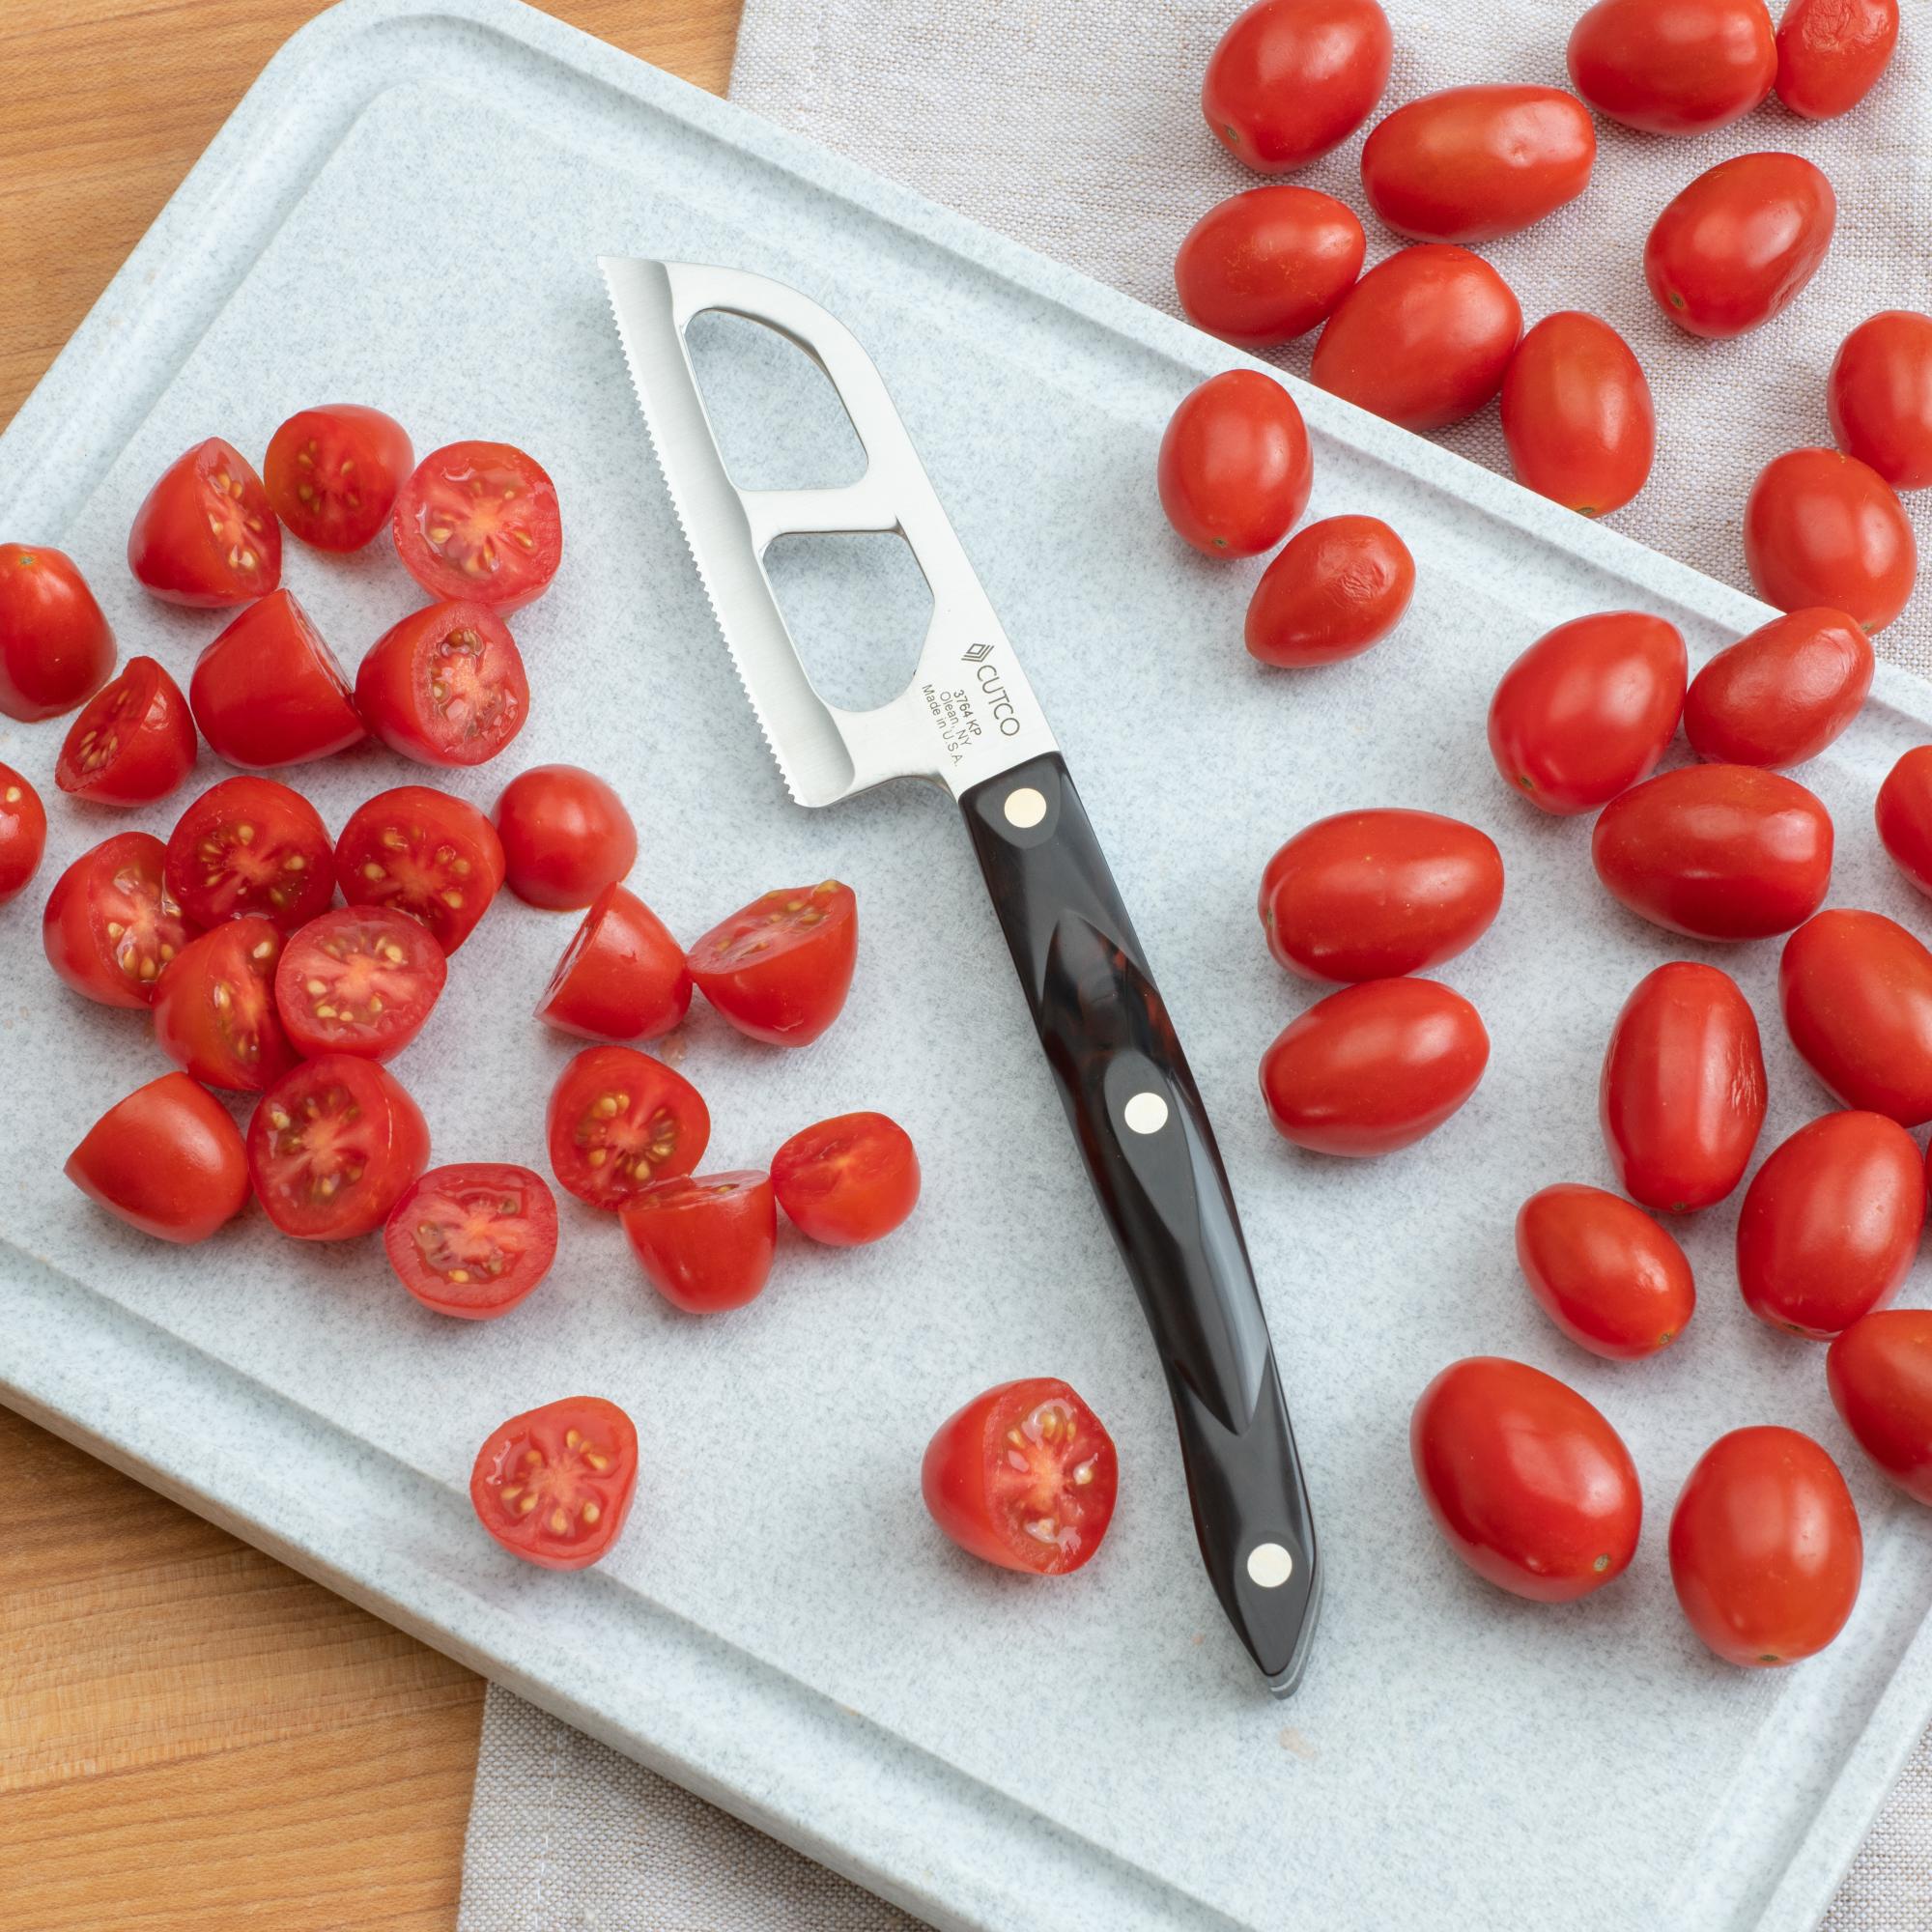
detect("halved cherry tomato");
top-left (0, 764), bottom-right (47, 906)
top-left (0, 544), bottom-right (114, 721)
top-left (66, 1072), bottom-right (249, 1244)
top-left (536, 884), bottom-right (691, 1042)
top-left (1487, 611), bottom-right (1687, 815)
top-left (188, 589), bottom-right (364, 769)
top-left (469, 1396), bottom-right (638, 1571)
top-left (1157, 370), bottom-right (1311, 558)
top-left (1877, 748), bottom-right (1932, 898)
top-left (1776, 0), bottom-right (1898, 118)
top-left (128, 438), bottom-right (280, 608)
top-left (1601, 961), bottom-right (1765, 1212)
top-left (1244, 515), bottom-right (1414, 667)
top-left (922, 1378), bottom-right (1119, 1576)
top-left (384, 1162), bottom-right (557, 1320)
top-left (1592, 764), bottom-right (1833, 941)
top-left (152, 917), bottom-right (297, 1093)
top-left (162, 775), bottom-right (334, 931)
top-left (620, 1171), bottom-right (777, 1312)
top-left (54, 655), bottom-right (197, 807)
top-left (1174, 186), bottom-right (1365, 348)
top-left (493, 764), bottom-right (637, 911)
top-left (1201, 0), bottom-right (1392, 173)
top-left (1260, 978), bottom-right (1489, 1155)
top-left (1644, 155), bottom-right (1835, 340)
top-left (1669, 1427), bottom-right (1861, 1666)
top-left (1259, 809), bottom-right (1502, 982)
top-left (772, 1112), bottom-right (921, 1246)
top-left (688, 880), bottom-right (858, 1047)
top-left (392, 440), bottom-right (562, 612)
top-left (1683, 609), bottom-right (1872, 767)
top-left (247, 1053), bottom-right (430, 1239)
top-left (1499, 313), bottom-right (1656, 518)
top-left (1311, 245), bottom-right (1521, 432)
top-left (1360, 86), bottom-right (1595, 244)
top-left (274, 906), bottom-right (446, 1062)
top-left (1828, 1310), bottom-right (1932, 1505)
top-left (1410, 1356), bottom-right (1640, 1602)
top-left (43, 832), bottom-right (197, 1009)
top-left (263, 405), bottom-right (413, 553)
top-left (355, 601), bottom-right (527, 768)
top-left (1744, 447), bottom-right (1915, 632)
top-left (1780, 909), bottom-right (1932, 1124)
top-left (1567, 0), bottom-right (1776, 134)
top-left (546, 1043), bottom-right (710, 1210)
top-left (1829, 311), bottom-right (1932, 491)
top-left (1516, 1184), bottom-right (1695, 1359)
top-left (334, 784), bottom-right (505, 953)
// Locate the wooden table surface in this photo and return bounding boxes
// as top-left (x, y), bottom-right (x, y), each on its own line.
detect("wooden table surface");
top-left (0, 4), bottom-right (743, 1927)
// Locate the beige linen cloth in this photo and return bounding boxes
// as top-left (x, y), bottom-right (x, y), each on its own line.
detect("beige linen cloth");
top-left (459, 3), bottom-right (1932, 1926)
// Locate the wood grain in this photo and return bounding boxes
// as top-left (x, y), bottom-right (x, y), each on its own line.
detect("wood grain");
top-left (0, 5), bottom-right (744, 1924)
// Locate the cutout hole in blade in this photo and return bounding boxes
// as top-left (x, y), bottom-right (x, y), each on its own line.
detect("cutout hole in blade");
top-left (685, 311), bottom-right (866, 490)
top-left (764, 532), bottom-right (932, 712)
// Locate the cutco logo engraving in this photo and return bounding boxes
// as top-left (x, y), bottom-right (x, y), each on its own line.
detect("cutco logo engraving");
top-left (975, 661), bottom-right (1022, 736)
top-left (960, 642), bottom-right (994, 664)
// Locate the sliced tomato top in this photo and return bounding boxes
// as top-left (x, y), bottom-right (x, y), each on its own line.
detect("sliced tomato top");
top-left (687, 880), bottom-right (858, 1046)
top-left (0, 542), bottom-right (116, 722)
top-left (247, 1053), bottom-right (431, 1239)
top-left (392, 440), bottom-right (562, 612)
top-left (469, 1395), bottom-right (638, 1571)
top-left (152, 916), bottom-right (297, 1093)
top-left (618, 1170), bottom-right (777, 1313)
top-left (128, 438), bottom-right (281, 609)
top-left (545, 1043), bottom-right (711, 1210)
top-left (163, 774), bottom-right (335, 930)
top-left (66, 1071), bottom-right (251, 1245)
top-left (274, 905), bottom-right (447, 1061)
top-left (43, 831), bottom-right (198, 1009)
top-left (334, 784), bottom-right (506, 952)
top-left (355, 600), bottom-right (529, 767)
top-left (771, 1111), bottom-right (920, 1246)
top-left (264, 405), bottom-right (414, 553)
top-left (384, 1162), bottom-right (557, 1320)
top-left (188, 589), bottom-right (364, 769)
top-left (54, 655), bottom-right (198, 808)
top-left (0, 762), bottom-right (48, 906)
top-left (536, 884), bottom-right (693, 1042)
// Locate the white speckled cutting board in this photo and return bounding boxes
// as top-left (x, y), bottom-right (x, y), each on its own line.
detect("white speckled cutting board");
top-left (4, 4), bottom-right (1932, 1927)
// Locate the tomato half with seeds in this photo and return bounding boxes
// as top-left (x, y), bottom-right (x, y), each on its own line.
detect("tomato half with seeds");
top-left (1499, 313), bottom-right (1656, 518)
top-left (1744, 446), bottom-right (1916, 633)
top-left (772, 1113), bottom-right (921, 1246)
top-left (469, 1396), bottom-right (638, 1571)
top-left (922, 1378), bottom-right (1119, 1576)
top-left (263, 404), bottom-right (413, 553)
top-left (43, 831), bottom-right (197, 1009)
top-left (0, 763), bottom-right (47, 906)
top-left (274, 905), bottom-right (446, 1062)
top-left (688, 880), bottom-right (858, 1046)
top-left (334, 784), bottom-right (505, 953)
top-left (1157, 370), bottom-right (1312, 558)
top-left (493, 764), bottom-right (637, 911)
top-left (1776, 0), bottom-right (1899, 119)
top-left (1244, 515), bottom-right (1415, 667)
top-left (163, 775), bottom-right (333, 931)
top-left (1173, 185), bottom-right (1365, 348)
top-left (128, 438), bottom-right (280, 608)
top-left (1683, 609), bottom-right (1872, 767)
top-left (66, 1072), bottom-right (249, 1244)
top-left (1877, 748), bottom-right (1932, 898)
top-left (1828, 1310), bottom-right (1932, 1505)
top-left (54, 655), bottom-right (197, 807)
top-left (1514, 1183), bottom-right (1695, 1359)
top-left (392, 440), bottom-right (562, 612)
top-left (1567, 0), bottom-right (1776, 134)
top-left (546, 1043), bottom-right (710, 1211)
top-left (620, 1171), bottom-right (777, 1312)
top-left (384, 1162), bottom-right (557, 1320)
top-left (355, 601), bottom-right (528, 768)
top-left (0, 543), bottom-right (114, 722)
top-left (247, 1053), bottom-right (431, 1240)
top-left (1201, 0), bottom-right (1392, 173)
top-left (1779, 909), bottom-right (1932, 1125)
top-left (189, 589), bottom-right (364, 769)
top-left (152, 917), bottom-right (297, 1093)
top-left (1829, 311), bottom-right (1932, 491)
top-left (536, 884), bottom-right (691, 1042)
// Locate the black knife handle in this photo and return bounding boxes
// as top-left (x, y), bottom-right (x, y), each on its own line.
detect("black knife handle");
top-left (960, 753), bottom-right (1321, 1692)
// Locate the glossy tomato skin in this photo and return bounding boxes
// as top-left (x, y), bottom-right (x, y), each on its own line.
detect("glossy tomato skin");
top-left (1744, 447), bottom-right (1915, 632)
top-left (1779, 909), bottom-right (1932, 1124)
top-left (922, 1378), bottom-right (1120, 1576)
top-left (1684, 609), bottom-right (1872, 767)
top-left (43, 832), bottom-right (197, 1009)
top-left (355, 601), bottom-right (527, 767)
top-left (1260, 977), bottom-right (1489, 1155)
top-left (263, 405), bottom-right (413, 553)
top-left (546, 1043), bottom-right (711, 1211)
top-left (189, 589), bottom-right (363, 769)
top-left (1360, 87), bottom-right (1595, 244)
top-left (1829, 312), bottom-right (1932, 492)
top-left (163, 775), bottom-right (334, 931)
top-left (54, 656), bottom-right (197, 807)
top-left (1244, 515), bottom-right (1414, 666)
top-left (1259, 808), bottom-right (1502, 982)
top-left (1592, 764), bottom-right (1833, 941)
top-left (66, 1072), bottom-right (249, 1244)
top-left (620, 1171), bottom-right (777, 1312)
top-left (128, 439), bottom-right (280, 608)
top-left (392, 440), bottom-right (562, 613)
top-left (273, 905), bottom-right (447, 1062)
top-left (1877, 748), bottom-right (1932, 898)
top-left (1157, 370), bottom-right (1311, 558)
top-left (469, 1396), bottom-right (638, 1571)
top-left (1644, 154), bottom-right (1835, 339)
top-left (1567, 0), bottom-right (1776, 133)
top-left (1776, 0), bottom-right (1899, 118)
top-left (0, 764), bottom-right (46, 905)
top-left (247, 1053), bottom-right (430, 1240)
top-left (1174, 186), bottom-right (1364, 348)
top-left (384, 1162), bottom-right (557, 1320)
top-left (152, 917), bottom-right (297, 1093)
top-left (1601, 961), bottom-right (1765, 1212)
top-left (1487, 611), bottom-right (1687, 815)
top-left (334, 785), bottom-right (505, 953)
top-left (772, 1113), bottom-right (921, 1246)
top-left (1828, 1310), bottom-right (1932, 1505)
top-left (1669, 1427), bottom-right (1861, 1666)
top-left (536, 884), bottom-right (692, 1042)
top-left (493, 765), bottom-right (637, 911)
top-left (1499, 313), bottom-right (1656, 518)
top-left (1410, 1356), bottom-right (1641, 1602)
top-left (0, 544), bottom-right (114, 721)
top-left (1311, 245), bottom-right (1521, 432)
top-left (1516, 1183), bottom-right (1696, 1359)
top-left (1202, 0), bottom-right (1392, 173)
top-left (687, 880), bottom-right (858, 1047)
